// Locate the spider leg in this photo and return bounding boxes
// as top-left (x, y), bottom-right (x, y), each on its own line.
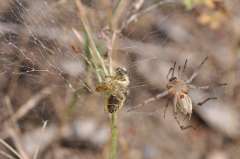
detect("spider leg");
top-left (197, 97), bottom-right (218, 106)
top-left (167, 61), bottom-right (177, 80)
top-left (183, 113), bottom-right (192, 121)
top-left (172, 61), bottom-right (176, 78)
top-left (188, 84), bottom-right (210, 90)
top-left (182, 58), bottom-right (188, 74)
top-left (173, 94), bottom-right (177, 113)
top-left (173, 112), bottom-right (194, 130)
top-left (188, 83), bottom-right (227, 91)
top-left (167, 67), bottom-right (174, 80)
top-left (186, 56), bottom-right (208, 84)
top-left (177, 65), bottom-right (181, 78)
top-left (163, 99), bottom-right (170, 119)
top-left (126, 90), bottom-right (169, 112)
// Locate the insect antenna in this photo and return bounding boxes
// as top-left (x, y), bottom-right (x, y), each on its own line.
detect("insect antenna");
top-left (186, 56), bottom-right (208, 84)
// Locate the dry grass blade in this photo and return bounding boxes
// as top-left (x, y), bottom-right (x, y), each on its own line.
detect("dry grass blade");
top-left (75, 0), bottom-right (109, 77)
top-left (33, 121), bottom-right (48, 159)
top-left (4, 96), bottom-right (31, 159)
top-left (109, 0), bottom-right (130, 75)
top-left (72, 28), bottom-right (103, 81)
top-left (72, 28), bottom-right (84, 44)
top-left (7, 128), bottom-right (30, 159)
top-left (10, 87), bottom-right (54, 122)
top-left (121, 0), bottom-right (176, 30)
top-left (0, 150), bottom-right (16, 159)
top-left (133, 0), bottom-right (145, 11)
top-left (111, 0), bottom-right (130, 31)
top-left (0, 139), bottom-right (23, 159)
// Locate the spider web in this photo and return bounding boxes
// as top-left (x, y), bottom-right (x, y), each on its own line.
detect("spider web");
top-left (1, 0), bottom-right (214, 122)
top-left (0, 0), bottom-right (93, 133)
top-left (0, 2), bottom-right (176, 91)
top-left (0, 0), bottom-right (87, 91)
top-left (1, 1), bottom-right (231, 159)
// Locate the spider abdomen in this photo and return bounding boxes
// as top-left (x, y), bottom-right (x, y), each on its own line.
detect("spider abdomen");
top-left (176, 93), bottom-right (192, 119)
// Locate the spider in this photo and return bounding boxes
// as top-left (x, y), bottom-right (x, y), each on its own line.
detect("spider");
top-left (127, 56), bottom-right (226, 130)
top-left (96, 67), bottom-right (130, 113)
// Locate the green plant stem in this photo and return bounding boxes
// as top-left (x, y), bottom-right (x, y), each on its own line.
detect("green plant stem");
top-left (76, 0), bottom-right (109, 77)
top-left (109, 112), bottom-right (118, 159)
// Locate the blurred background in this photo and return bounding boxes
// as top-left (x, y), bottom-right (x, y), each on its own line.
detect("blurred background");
top-left (0, 0), bottom-right (240, 159)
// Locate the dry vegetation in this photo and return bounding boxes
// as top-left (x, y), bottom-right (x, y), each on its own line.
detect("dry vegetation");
top-left (0, 0), bottom-right (240, 159)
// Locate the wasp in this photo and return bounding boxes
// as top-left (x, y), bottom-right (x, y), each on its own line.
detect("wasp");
top-left (127, 56), bottom-right (226, 130)
top-left (96, 67), bottom-right (130, 113)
